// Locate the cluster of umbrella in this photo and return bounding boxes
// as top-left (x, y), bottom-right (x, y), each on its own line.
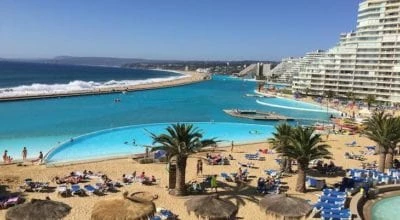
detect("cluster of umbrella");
top-left (5, 193), bottom-right (313, 220)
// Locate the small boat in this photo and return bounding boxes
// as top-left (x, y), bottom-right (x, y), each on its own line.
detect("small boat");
top-left (223, 109), bottom-right (293, 121)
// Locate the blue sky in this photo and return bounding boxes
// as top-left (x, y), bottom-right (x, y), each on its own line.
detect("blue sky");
top-left (0, 0), bottom-right (361, 60)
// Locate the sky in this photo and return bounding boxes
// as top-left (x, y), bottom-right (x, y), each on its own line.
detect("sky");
top-left (0, 0), bottom-right (362, 61)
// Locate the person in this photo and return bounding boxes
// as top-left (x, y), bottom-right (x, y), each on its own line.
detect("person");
top-left (22, 147), bottom-right (27, 160)
top-left (3, 150), bottom-right (8, 163)
top-left (139, 171), bottom-right (146, 180)
top-left (7, 156), bottom-right (13, 163)
top-left (196, 159), bottom-right (203, 175)
top-left (210, 175), bottom-right (218, 192)
top-left (31, 151), bottom-right (43, 164)
top-left (230, 141), bottom-right (234, 152)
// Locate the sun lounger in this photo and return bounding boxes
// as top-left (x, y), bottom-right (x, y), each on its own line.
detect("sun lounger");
top-left (238, 162), bottom-right (254, 168)
top-left (84, 184), bottom-right (97, 195)
top-left (57, 184), bottom-right (69, 197)
top-left (20, 179), bottom-right (49, 192)
top-left (71, 184), bottom-right (83, 196)
top-left (345, 141), bottom-right (357, 147)
top-left (157, 208), bottom-right (177, 220)
top-left (3, 196), bottom-right (21, 208)
top-left (221, 173), bottom-right (233, 182)
top-left (95, 183), bottom-right (109, 193)
top-left (319, 196), bottom-right (346, 204)
top-left (314, 202), bottom-right (343, 210)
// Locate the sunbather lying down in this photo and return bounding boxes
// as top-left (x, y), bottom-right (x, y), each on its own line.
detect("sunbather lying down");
top-left (238, 161), bottom-right (254, 168)
top-left (53, 176), bottom-right (81, 184)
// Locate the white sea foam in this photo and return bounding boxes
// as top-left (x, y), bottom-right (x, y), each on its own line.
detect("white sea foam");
top-left (0, 75), bottom-right (188, 98)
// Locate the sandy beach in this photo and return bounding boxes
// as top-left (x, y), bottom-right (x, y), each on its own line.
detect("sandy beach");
top-left (0, 133), bottom-right (380, 219)
top-left (0, 70), bottom-right (209, 102)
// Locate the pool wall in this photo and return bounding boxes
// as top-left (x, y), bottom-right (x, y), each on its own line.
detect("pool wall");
top-left (44, 122), bottom-right (274, 166)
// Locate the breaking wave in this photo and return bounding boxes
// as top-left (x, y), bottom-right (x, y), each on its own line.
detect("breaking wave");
top-left (0, 75), bottom-right (188, 98)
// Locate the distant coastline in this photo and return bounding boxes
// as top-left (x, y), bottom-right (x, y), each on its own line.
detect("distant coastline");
top-left (0, 70), bottom-right (209, 102)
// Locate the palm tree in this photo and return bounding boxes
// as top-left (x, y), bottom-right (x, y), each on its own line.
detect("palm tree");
top-left (268, 123), bottom-right (293, 173)
top-left (363, 111), bottom-right (397, 172)
top-left (324, 90), bottom-right (335, 102)
top-left (149, 123), bottom-right (217, 196)
top-left (384, 117), bottom-right (400, 169)
top-left (345, 91), bottom-right (354, 102)
top-left (305, 87), bottom-right (311, 97)
top-left (278, 126), bottom-right (332, 193)
top-left (365, 94), bottom-right (376, 110)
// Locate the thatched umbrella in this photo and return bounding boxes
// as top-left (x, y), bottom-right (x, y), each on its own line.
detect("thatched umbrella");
top-left (91, 192), bottom-right (156, 220)
top-left (6, 199), bottom-right (71, 220)
top-left (185, 194), bottom-right (238, 220)
top-left (130, 191), bottom-right (158, 202)
top-left (259, 194), bottom-right (313, 220)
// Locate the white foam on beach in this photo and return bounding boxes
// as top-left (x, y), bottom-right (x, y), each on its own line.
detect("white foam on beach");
top-left (0, 75), bottom-right (189, 98)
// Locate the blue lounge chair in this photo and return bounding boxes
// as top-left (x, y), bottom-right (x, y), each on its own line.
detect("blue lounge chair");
top-left (71, 184), bottom-right (83, 196)
top-left (221, 173), bottom-right (233, 182)
top-left (314, 202), bottom-right (342, 210)
top-left (345, 141), bottom-right (356, 147)
top-left (84, 184), bottom-right (97, 195)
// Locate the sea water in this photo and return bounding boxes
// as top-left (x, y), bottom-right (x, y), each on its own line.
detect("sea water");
top-left (0, 62), bottom-right (334, 160)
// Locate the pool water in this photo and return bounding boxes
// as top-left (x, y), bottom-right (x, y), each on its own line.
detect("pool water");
top-left (256, 96), bottom-right (339, 114)
top-left (0, 75), bottom-right (336, 162)
top-left (371, 196), bottom-right (400, 220)
top-left (45, 122), bottom-right (274, 164)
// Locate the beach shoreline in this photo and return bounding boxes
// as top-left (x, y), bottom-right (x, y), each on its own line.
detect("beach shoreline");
top-left (0, 134), bottom-right (382, 219)
top-left (0, 70), bottom-right (209, 102)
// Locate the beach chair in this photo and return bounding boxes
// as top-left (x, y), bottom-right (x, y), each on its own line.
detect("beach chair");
top-left (21, 180), bottom-right (49, 193)
top-left (71, 184), bottom-right (84, 196)
top-left (84, 184), bottom-right (97, 195)
top-left (57, 184), bottom-right (69, 197)
top-left (95, 183), bottom-right (109, 193)
top-left (345, 141), bottom-right (356, 147)
top-left (3, 196), bottom-right (21, 208)
top-left (314, 202), bottom-right (342, 210)
top-left (158, 208), bottom-right (177, 220)
top-left (221, 173), bottom-right (233, 182)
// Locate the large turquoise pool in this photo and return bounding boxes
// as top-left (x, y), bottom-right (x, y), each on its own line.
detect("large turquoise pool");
top-left (0, 75), bottom-right (337, 162)
top-left (45, 122), bottom-right (274, 164)
top-left (372, 196), bottom-right (400, 220)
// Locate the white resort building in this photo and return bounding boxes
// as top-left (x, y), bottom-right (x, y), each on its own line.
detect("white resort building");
top-left (269, 57), bottom-right (301, 83)
top-left (291, 0), bottom-right (400, 103)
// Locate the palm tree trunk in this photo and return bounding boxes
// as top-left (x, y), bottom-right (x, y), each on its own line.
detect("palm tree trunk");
top-left (295, 162), bottom-right (307, 193)
top-left (385, 150), bottom-right (394, 169)
top-left (280, 158), bottom-right (287, 172)
top-left (378, 153), bottom-right (386, 173)
top-left (174, 157), bottom-right (187, 196)
top-left (285, 158), bottom-right (293, 173)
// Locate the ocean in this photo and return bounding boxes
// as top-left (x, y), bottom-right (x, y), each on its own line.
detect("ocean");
top-left (0, 61), bottom-right (182, 96)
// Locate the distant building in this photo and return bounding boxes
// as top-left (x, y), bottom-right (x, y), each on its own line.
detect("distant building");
top-left (269, 57), bottom-right (301, 83)
top-left (196, 68), bottom-right (210, 73)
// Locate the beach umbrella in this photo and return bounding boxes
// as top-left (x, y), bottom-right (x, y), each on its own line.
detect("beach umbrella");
top-left (6, 199), bottom-right (71, 220)
top-left (185, 194), bottom-right (238, 220)
top-left (91, 192), bottom-right (156, 220)
top-left (259, 194), bottom-right (312, 220)
top-left (130, 191), bottom-right (158, 202)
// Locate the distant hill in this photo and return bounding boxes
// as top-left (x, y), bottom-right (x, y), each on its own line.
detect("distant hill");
top-left (0, 56), bottom-right (279, 70)
top-left (50, 56), bottom-right (148, 67)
